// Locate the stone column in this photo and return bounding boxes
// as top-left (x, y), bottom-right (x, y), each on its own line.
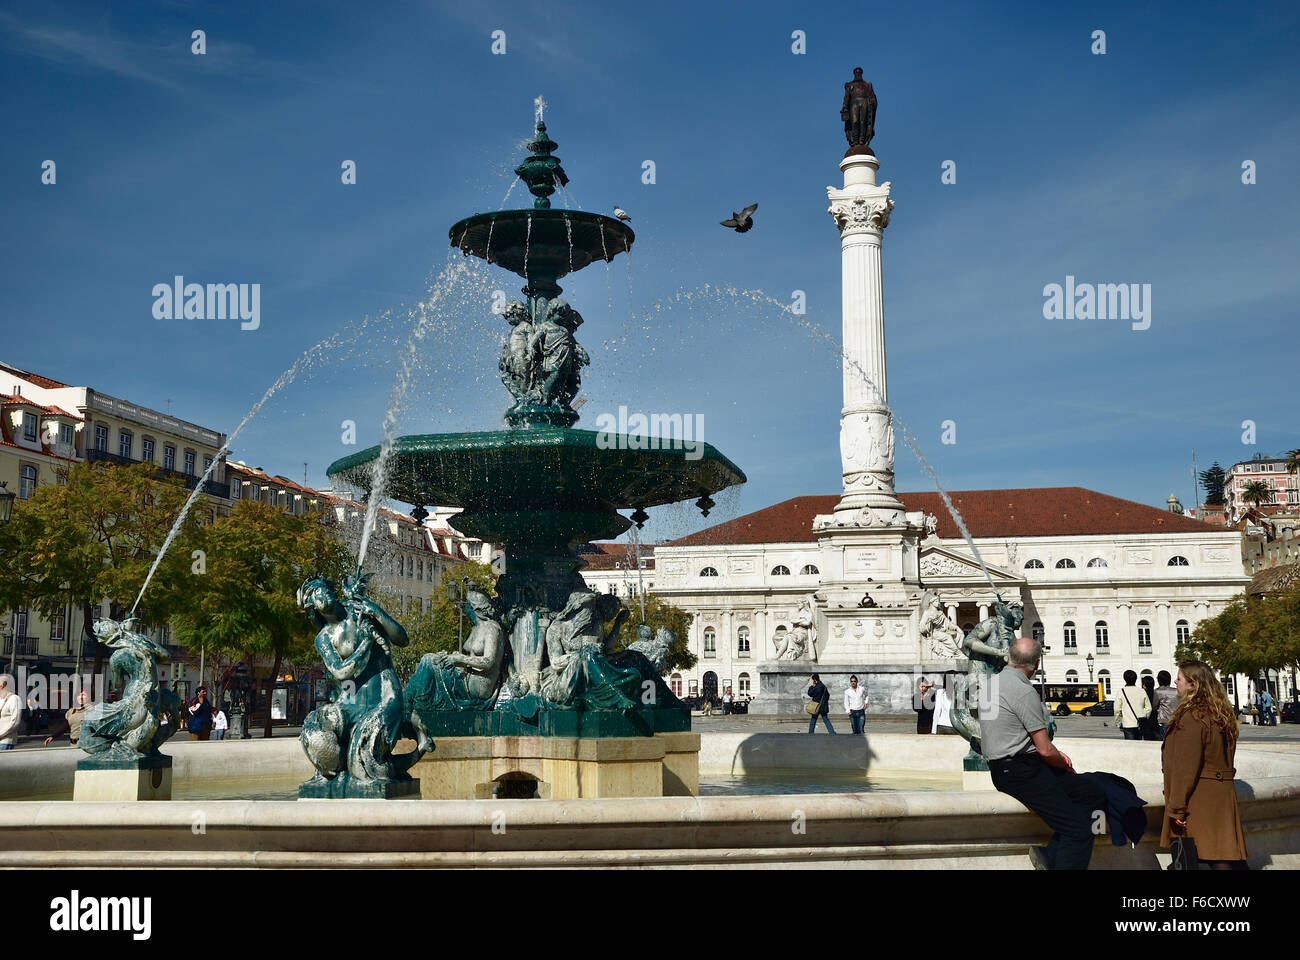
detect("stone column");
top-left (977, 603), bottom-right (989, 623)
top-left (945, 604), bottom-right (959, 630)
top-left (1155, 601), bottom-right (1171, 661)
top-left (827, 154), bottom-right (903, 522)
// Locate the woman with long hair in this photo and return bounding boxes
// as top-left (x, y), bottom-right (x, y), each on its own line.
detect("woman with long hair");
top-left (1140, 674), bottom-right (1158, 740)
top-left (1161, 660), bottom-right (1248, 869)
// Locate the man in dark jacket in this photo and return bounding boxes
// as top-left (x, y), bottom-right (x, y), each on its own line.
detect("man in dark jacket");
top-left (188, 686), bottom-right (213, 741)
top-left (807, 673), bottom-right (836, 734)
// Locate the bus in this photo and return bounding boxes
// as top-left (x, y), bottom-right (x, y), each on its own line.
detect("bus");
top-left (1032, 682), bottom-right (1105, 717)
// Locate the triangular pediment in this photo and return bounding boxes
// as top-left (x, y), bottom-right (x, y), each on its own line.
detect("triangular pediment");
top-left (918, 545), bottom-right (1023, 584)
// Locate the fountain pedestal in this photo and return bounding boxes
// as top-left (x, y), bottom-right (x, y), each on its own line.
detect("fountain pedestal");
top-left (73, 754), bottom-right (172, 802)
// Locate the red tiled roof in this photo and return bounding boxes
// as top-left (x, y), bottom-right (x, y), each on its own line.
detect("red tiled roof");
top-left (0, 394), bottom-right (81, 420)
top-left (578, 542), bottom-right (655, 570)
top-left (665, 488), bottom-right (1225, 547)
top-left (0, 364), bottom-right (71, 390)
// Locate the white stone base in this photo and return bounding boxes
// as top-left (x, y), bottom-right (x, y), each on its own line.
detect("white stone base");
top-left (962, 769), bottom-right (994, 791)
top-left (73, 765), bottom-right (172, 802)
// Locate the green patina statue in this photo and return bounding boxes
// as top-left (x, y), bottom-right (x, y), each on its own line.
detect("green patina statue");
top-left (297, 575), bottom-right (426, 798)
top-left (405, 589), bottom-right (505, 717)
top-left (950, 598), bottom-right (1056, 768)
top-left (79, 618), bottom-right (183, 763)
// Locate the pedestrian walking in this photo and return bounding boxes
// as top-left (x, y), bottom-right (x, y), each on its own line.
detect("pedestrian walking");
top-left (211, 704), bottom-right (229, 741)
top-left (1259, 688), bottom-right (1275, 727)
top-left (0, 678), bottom-right (22, 750)
top-left (1115, 670), bottom-right (1152, 740)
top-left (915, 676), bottom-right (935, 734)
top-left (806, 673), bottom-right (836, 735)
top-left (843, 675), bottom-right (868, 734)
top-left (1152, 670), bottom-right (1178, 740)
top-left (25, 693), bottom-right (41, 736)
top-left (1250, 686), bottom-right (1260, 726)
top-left (187, 686), bottom-right (213, 741)
top-left (1162, 660), bottom-right (1248, 870)
top-left (984, 636), bottom-right (1107, 870)
top-left (722, 687), bottom-right (734, 716)
top-left (43, 690), bottom-right (91, 747)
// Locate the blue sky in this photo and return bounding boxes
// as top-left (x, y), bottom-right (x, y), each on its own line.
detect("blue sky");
top-left (2, 0), bottom-right (1297, 544)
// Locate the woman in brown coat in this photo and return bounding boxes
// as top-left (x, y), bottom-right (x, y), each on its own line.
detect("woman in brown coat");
top-left (1161, 660), bottom-right (1248, 869)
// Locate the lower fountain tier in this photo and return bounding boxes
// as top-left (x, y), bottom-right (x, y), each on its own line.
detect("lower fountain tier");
top-left (326, 427), bottom-right (746, 548)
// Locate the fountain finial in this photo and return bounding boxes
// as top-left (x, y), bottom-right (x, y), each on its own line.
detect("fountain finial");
top-left (515, 120), bottom-right (568, 209)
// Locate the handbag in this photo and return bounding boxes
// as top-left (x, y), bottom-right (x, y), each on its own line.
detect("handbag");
top-left (1169, 834), bottom-right (1199, 870)
top-left (804, 699), bottom-right (820, 716)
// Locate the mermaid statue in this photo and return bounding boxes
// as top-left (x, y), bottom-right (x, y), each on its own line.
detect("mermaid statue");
top-left (297, 574), bottom-right (426, 797)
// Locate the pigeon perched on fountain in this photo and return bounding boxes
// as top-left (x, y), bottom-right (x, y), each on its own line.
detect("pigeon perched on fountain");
top-left (720, 203), bottom-right (758, 233)
top-left (613, 205), bottom-right (631, 222)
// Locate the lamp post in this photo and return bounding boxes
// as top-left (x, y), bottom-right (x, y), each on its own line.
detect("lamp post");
top-left (1086, 652), bottom-right (1095, 682)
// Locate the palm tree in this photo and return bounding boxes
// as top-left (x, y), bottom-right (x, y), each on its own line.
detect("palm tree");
top-left (1286, 449), bottom-right (1300, 474)
top-left (1241, 480), bottom-right (1273, 513)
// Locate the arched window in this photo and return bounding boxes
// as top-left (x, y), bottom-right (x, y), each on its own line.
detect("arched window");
top-left (1095, 621), bottom-right (1109, 650)
top-left (1175, 619), bottom-right (1191, 644)
top-left (18, 464), bottom-right (37, 499)
top-left (670, 673), bottom-right (683, 697)
top-left (1137, 620), bottom-right (1152, 651)
top-left (1168, 556), bottom-right (1190, 567)
top-left (800, 564), bottom-right (819, 576)
top-left (771, 565), bottom-right (790, 576)
top-left (1024, 559), bottom-right (1045, 569)
top-left (1099, 669), bottom-right (1112, 696)
top-left (703, 627), bottom-right (716, 658)
top-left (700, 567), bottom-right (719, 577)
top-left (772, 625), bottom-right (787, 655)
top-left (737, 625), bottom-right (751, 658)
top-left (738, 672), bottom-right (751, 695)
top-left (1055, 558), bottom-right (1077, 569)
top-left (1140, 668), bottom-right (1153, 677)
top-left (1063, 621), bottom-right (1077, 651)
top-left (1087, 557), bottom-right (1108, 568)
top-left (1031, 621), bottom-right (1044, 643)
top-left (1065, 670), bottom-right (1078, 682)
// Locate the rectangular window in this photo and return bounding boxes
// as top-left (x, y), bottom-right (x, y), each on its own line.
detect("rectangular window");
top-left (183, 451), bottom-right (195, 476)
top-left (95, 424), bottom-right (108, 452)
top-left (163, 445), bottom-right (176, 471)
top-left (50, 608), bottom-right (65, 641)
top-left (231, 478), bottom-right (241, 499)
top-left (59, 422), bottom-right (73, 446)
top-left (118, 430), bottom-right (132, 459)
top-left (19, 464), bottom-right (37, 499)
top-left (22, 413), bottom-right (37, 442)
top-left (142, 438), bottom-right (154, 462)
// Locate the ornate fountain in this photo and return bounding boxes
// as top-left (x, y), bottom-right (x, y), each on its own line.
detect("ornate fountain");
top-left (325, 116), bottom-right (746, 764)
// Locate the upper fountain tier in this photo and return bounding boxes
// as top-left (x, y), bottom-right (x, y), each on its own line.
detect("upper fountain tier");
top-left (448, 120), bottom-right (634, 301)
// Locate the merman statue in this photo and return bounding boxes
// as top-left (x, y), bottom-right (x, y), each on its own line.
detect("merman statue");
top-left (79, 618), bottom-right (183, 761)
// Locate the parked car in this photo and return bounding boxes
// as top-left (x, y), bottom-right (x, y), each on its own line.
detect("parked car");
top-left (1281, 701), bottom-right (1300, 724)
top-left (1079, 700), bottom-right (1114, 717)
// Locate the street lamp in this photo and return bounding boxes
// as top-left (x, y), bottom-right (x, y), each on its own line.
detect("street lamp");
top-left (0, 482), bottom-right (15, 680)
top-left (0, 481), bottom-right (14, 525)
top-left (1086, 652), bottom-right (1095, 682)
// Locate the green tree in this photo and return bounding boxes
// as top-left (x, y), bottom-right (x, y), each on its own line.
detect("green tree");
top-left (385, 562), bottom-right (496, 683)
top-left (1241, 480), bottom-right (1273, 511)
top-left (1286, 449), bottom-right (1300, 474)
top-left (1199, 462), bottom-right (1227, 506)
top-left (0, 462), bottom-right (199, 691)
top-left (170, 499), bottom-right (350, 737)
top-left (608, 591), bottom-right (697, 674)
top-left (1181, 585), bottom-right (1300, 683)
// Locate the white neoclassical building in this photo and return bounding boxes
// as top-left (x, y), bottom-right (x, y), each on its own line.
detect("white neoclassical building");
top-left (648, 489), bottom-right (1249, 709)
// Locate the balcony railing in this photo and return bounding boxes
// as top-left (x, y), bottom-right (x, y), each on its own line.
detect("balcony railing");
top-left (86, 448), bottom-right (230, 499)
top-left (2, 635), bottom-right (39, 656)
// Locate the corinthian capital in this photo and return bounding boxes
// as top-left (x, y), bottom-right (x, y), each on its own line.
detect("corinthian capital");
top-left (827, 191), bottom-right (893, 235)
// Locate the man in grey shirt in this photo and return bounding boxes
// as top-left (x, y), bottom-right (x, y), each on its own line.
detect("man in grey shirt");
top-left (984, 636), bottom-right (1107, 870)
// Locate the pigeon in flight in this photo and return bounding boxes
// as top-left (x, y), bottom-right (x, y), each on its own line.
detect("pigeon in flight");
top-left (720, 203), bottom-right (758, 233)
top-left (613, 206), bottom-right (632, 221)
